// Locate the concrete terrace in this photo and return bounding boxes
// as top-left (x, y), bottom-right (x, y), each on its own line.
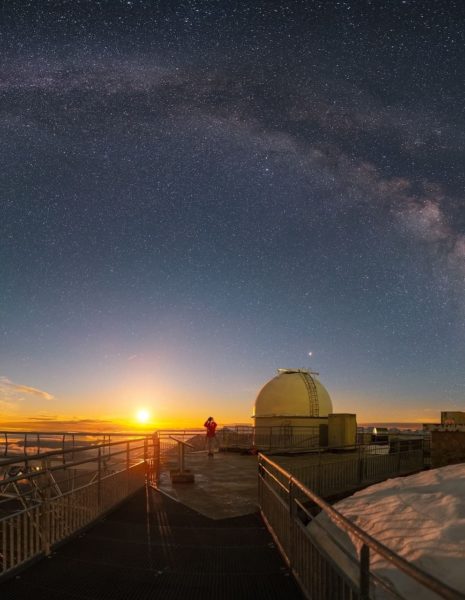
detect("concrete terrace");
top-left (157, 450), bottom-right (259, 519)
top-left (1, 450), bottom-right (304, 600)
top-left (155, 445), bottom-right (370, 519)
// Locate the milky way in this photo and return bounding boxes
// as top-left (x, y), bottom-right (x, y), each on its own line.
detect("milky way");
top-left (1, 1), bottom-right (465, 425)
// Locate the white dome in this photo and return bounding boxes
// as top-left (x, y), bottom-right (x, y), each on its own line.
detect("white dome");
top-left (254, 369), bottom-right (333, 418)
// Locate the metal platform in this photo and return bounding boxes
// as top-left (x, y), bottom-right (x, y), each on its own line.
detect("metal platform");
top-left (1, 485), bottom-right (303, 599)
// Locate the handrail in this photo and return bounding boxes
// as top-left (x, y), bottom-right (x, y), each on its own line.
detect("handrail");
top-left (259, 453), bottom-right (463, 600)
top-left (0, 436), bottom-right (149, 468)
top-left (0, 438), bottom-right (150, 502)
top-left (2, 459), bottom-right (113, 488)
top-left (0, 430), bottom-right (153, 436)
top-left (157, 429), bottom-right (205, 435)
top-left (169, 436), bottom-right (195, 448)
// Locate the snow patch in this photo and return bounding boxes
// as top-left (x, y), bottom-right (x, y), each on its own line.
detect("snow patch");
top-left (309, 464), bottom-right (465, 598)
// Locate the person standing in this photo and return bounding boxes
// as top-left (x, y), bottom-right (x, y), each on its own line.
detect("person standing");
top-left (204, 416), bottom-right (217, 457)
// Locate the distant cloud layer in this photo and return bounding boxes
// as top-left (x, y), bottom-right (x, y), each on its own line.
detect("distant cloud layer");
top-left (5, 417), bottom-right (124, 433)
top-left (0, 377), bottom-right (54, 403)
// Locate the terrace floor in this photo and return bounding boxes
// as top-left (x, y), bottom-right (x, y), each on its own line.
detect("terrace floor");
top-left (2, 473), bottom-right (303, 599)
top-left (157, 449), bottom-right (260, 519)
top-left (156, 446), bottom-right (364, 518)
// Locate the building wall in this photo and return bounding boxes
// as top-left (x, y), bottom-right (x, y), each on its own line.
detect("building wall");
top-left (423, 423), bottom-right (465, 432)
top-left (254, 416), bottom-right (328, 429)
top-left (431, 431), bottom-right (465, 468)
top-left (253, 417), bottom-right (328, 449)
top-left (441, 411), bottom-right (465, 426)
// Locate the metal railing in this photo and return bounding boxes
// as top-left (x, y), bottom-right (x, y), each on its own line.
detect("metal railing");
top-left (258, 453), bottom-right (463, 600)
top-left (0, 430), bottom-right (146, 458)
top-left (0, 435), bottom-right (155, 578)
top-left (0, 427), bottom-right (436, 593)
top-left (150, 430), bottom-right (428, 490)
top-left (223, 425), bottom-right (321, 451)
top-left (152, 426), bottom-right (321, 452)
top-left (282, 439), bottom-right (426, 498)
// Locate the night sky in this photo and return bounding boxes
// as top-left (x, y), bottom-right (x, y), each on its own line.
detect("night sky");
top-left (1, 0), bottom-right (465, 428)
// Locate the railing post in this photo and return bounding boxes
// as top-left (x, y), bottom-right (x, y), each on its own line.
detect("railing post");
top-left (97, 447), bottom-right (102, 511)
top-left (144, 436), bottom-right (148, 482)
top-left (40, 458), bottom-right (51, 556)
top-left (151, 433), bottom-right (159, 486)
top-left (126, 440), bottom-right (130, 494)
top-left (358, 446), bottom-right (364, 485)
top-left (360, 543), bottom-right (370, 599)
top-left (178, 440), bottom-right (184, 473)
top-left (289, 478), bottom-right (295, 569)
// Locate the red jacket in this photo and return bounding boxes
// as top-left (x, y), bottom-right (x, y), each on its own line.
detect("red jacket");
top-left (204, 419), bottom-right (217, 437)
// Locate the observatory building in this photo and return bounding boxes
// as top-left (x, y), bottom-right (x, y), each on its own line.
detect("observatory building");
top-left (253, 368), bottom-right (335, 449)
top-left (253, 368), bottom-right (356, 449)
top-left (254, 368), bottom-right (333, 428)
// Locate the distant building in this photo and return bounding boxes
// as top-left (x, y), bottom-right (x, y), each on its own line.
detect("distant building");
top-left (423, 411), bottom-right (465, 432)
top-left (441, 411), bottom-right (465, 426)
top-left (422, 410), bottom-right (465, 468)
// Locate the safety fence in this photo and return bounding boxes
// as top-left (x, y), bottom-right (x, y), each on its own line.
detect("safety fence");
top-left (258, 454), bottom-right (462, 600)
top-left (221, 425), bottom-right (321, 451)
top-left (149, 430), bottom-right (428, 488)
top-left (150, 427), bottom-right (322, 484)
top-left (281, 439), bottom-right (426, 498)
top-left (0, 435), bottom-right (154, 578)
top-left (1, 428), bottom-right (428, 464)
top-left (152, 425), bottom-right (321, 458)
top-left (0, 430), bottom-right (147, 458)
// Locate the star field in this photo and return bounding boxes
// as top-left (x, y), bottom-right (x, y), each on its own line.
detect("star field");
top-left (1, 1), bottom-right (465, 426)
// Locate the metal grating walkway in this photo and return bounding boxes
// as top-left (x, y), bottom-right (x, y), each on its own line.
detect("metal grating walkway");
top-left (1, 486), bottom-right (304, 599)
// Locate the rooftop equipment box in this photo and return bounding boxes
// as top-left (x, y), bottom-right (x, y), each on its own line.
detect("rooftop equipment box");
top-left (328, 413), bottom-right (357, 449)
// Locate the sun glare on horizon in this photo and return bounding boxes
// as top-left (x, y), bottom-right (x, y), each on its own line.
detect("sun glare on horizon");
top-left (135, 408), bottom-right (150, 425)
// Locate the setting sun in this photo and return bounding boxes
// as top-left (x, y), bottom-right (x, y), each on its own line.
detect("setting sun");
top-left (135, 408), bottom-right (150, 424)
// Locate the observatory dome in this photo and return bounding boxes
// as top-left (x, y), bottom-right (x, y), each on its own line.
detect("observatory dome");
top-left (254, 369), bottom-right (333, 418)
